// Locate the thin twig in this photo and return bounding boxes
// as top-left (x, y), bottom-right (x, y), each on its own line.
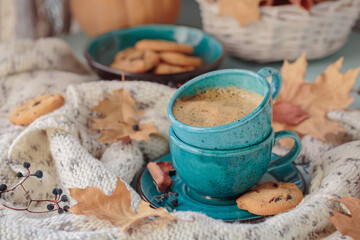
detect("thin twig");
top-left (0, 163), bottom-right (68, 214)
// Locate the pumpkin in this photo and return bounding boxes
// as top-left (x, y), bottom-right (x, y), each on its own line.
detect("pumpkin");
top-left (69, 0), bottom-right (181, 37)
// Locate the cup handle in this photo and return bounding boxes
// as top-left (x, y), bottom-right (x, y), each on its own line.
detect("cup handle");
top-left (257, 67), bottom-right (283, 100)
top-left (268, 130), bottom-right (301, 171)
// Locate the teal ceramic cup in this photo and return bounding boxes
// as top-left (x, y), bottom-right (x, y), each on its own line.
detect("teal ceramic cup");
top-left (167, 68), bottom-right (282, 150)
top-left (169, 127), bottom-right (301, 200)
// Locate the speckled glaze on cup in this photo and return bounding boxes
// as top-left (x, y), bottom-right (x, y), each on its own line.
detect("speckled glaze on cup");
top-left (169, 127), bottom-right (301, 200)
top-left (167, 68), bottom-right (282, 150)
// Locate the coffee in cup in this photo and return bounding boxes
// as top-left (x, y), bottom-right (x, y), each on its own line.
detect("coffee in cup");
top-left (172, 87), bottom-right (263, 127)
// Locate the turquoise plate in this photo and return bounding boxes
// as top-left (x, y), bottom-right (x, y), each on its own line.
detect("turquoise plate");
top-left (137, 154), bottom-right (306, 222)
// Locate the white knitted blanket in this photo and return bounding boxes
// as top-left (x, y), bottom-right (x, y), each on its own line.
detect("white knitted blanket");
top-left (0, 38), bottom-right (359, 240)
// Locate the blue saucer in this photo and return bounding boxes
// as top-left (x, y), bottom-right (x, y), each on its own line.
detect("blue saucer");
top-left (137, 154), bottom-right (305, 222)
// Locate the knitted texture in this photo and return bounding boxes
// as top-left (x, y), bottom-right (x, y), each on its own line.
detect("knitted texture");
top-left (0, 38), bottom-right (359, 240)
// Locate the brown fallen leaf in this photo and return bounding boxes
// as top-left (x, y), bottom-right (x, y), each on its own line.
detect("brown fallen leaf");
top-left (273, 53), bottom-right (360, 144)
top-left (219, 0), bottom-right (261, 27)
top-left (97, 122), bottom-right (159, 143)
top-left (147, 162), bottom-right (173, 193)
top-left (92, 89), bottom-right (143, 123)
top-left (276, 53), bottom-right (308, 103)
top-left (91, 88), bottom-right (159, 143)
top-left (70, 177), bottom-right (176, 231)
top-left (273, 101), bottom-right (309, 126)
top-left (329, 196), bottom-right (360, 240)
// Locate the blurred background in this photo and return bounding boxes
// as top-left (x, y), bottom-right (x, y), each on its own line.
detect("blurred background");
top-left (0, 0), bottom-right (359, 104)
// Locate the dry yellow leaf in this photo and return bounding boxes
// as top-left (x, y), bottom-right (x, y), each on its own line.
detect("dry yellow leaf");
top-left (219, 0), bottom-right (261, 27)
top-left (98, 122), bottom-right (159, 143)
top-left (276, 53), bottom-right (308, 103)
top-left (92, 89), bottom-right (143, 124)
top-left (70, 177), bottom-right (176, 231)
top-left (91, 88), bottom-right (159, 143)
top-left (329, 196), bottom-right (360, 240)
top-left (273, 53), bottom-right (360, 143)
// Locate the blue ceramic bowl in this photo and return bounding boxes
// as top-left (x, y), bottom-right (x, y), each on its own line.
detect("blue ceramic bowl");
top-left (85, 25), bottom-right (225, 85)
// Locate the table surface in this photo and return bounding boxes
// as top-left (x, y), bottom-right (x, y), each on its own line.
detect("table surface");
top-left (62, 0), bottom-right (360, 108)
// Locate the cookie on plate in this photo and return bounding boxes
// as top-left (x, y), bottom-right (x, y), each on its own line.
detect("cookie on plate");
top-left (10, 94), bottom-right (65, 125)
top-left (154, 63), bottom-right (195, 75)
top-left (236, 181), bottom-right (303, 216)
top-left (135, 40), bottom-right (194, 54)
top-left (160, 52), bottom-right (202, 67)
top-left (111, 48), bottom-right (160, 73)
top-left (113, 47), bottom-right (139, 62)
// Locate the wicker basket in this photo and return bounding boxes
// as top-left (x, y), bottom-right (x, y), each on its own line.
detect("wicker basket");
top-left (196, 0), bottom-right (360, 62)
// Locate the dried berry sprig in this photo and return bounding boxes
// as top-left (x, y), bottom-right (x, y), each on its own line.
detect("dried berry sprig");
top-left (0, 162), bottom-right (69, 214)
top-left (154, 191), bottom-right (179, 207)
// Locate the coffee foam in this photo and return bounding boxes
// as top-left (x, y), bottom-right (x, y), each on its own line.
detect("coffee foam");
top-left (173, 87), bottom-right (263, 127)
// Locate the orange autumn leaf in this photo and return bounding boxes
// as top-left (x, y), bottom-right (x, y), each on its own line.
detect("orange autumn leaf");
top-left (92, 89), bottom-right (143, 123)
top-left (91, 89), bottom-right (159, 143)
top-left (329, 196), bottom-right (360, 240)
top-left (219, 0), bottom-right (261, 27)
top-left (69, 177), bottom-right (176, 231)
top-left (273, 53), bottom-right (360, 143)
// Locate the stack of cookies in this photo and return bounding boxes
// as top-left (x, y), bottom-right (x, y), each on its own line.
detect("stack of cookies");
top-left (110, 40), bottom-right (202, 74)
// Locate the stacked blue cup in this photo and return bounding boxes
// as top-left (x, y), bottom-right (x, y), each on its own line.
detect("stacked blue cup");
top-left (167, 69), bottom-right (301, 202)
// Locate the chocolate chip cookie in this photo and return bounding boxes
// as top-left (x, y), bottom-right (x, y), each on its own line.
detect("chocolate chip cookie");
top-left (111, 48), bottom-right (160, 73)
top-left (160, 52), bottom-right (202, 67)
top-left (135, 40), bottom-right (194, 54)
top-left (113, 47), bottom-right (139, 62)
top-left (236, 181), bottom-right (303, 215)
top-left (153, 63), bottom-right (195, 75)
top-left (10, 94), bottom-right (65, 125)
